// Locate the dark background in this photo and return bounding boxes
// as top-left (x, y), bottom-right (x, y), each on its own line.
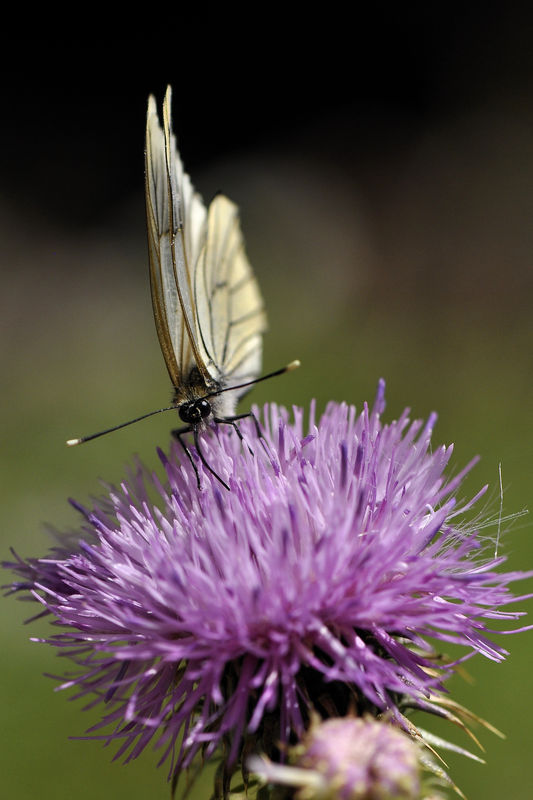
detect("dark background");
top-left (2, 6), bottom-right (533, 799)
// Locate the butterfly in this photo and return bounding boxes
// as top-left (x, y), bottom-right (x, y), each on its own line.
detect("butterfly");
top-left (67, 86), bottom-right (299, 490)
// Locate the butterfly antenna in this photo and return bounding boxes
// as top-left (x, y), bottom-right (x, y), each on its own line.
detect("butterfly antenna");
top-left (206, 359), bottom-right (301, 400)
top-left (66, 406), bottom-right (177, 446)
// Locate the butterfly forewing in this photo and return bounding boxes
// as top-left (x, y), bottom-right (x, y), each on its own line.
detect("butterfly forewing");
top-left (145, 86), bottom-right (266, 405)
top-left (145, 88), bottom-right (209, 389)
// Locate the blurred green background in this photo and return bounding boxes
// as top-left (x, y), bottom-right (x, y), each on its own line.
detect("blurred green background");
top-left (2, 7), bottom-right (533, 799)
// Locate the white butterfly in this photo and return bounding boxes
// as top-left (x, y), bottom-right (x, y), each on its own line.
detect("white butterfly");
top-left (68, 86), bottom-right (298, 489)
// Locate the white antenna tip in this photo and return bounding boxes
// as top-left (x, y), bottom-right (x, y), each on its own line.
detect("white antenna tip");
top-left (287, 359), bottom-right (301, 371)
top-left (66, 438), bottom-right (82, 447)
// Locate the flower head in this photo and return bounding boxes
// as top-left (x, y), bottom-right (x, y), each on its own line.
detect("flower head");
top-left (250, 715), bottom-right (421, 799)
top-left (4, 381), bottom-right (530, 789)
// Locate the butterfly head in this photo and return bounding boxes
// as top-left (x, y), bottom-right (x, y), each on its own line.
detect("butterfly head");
top-left (178, 398), bottom-right (212, 426)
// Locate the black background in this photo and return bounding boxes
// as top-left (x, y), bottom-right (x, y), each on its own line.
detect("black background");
top-left (4, 5), bottom-right (533, 228)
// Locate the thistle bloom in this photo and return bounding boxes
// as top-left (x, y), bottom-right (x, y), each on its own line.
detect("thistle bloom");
top-left (249, 716), bottom-right (422, 799)
top-left (4, 381), bottom-right (531, 788)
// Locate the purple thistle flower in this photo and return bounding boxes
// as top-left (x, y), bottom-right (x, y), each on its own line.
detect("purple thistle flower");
top-left (4, 381), bottom-right (531, 790)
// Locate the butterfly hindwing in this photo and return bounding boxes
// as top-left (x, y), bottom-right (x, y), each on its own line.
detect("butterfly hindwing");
top-left (195, 194), bottom-right (266, 393)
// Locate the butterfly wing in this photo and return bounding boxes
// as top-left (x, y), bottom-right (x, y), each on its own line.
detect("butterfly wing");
top-left (194, 194), bottom-right (267, 396)
top-left (145, 86), bottom-right (266, 408)
top-left (145, 87), bottom-right (210, 391)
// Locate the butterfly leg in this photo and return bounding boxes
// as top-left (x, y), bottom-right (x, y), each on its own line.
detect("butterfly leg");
top-left (214, 415), bottom-right (252, 454)
top-left (193, 427), bottom-right (230, 491)
top-left (215, 412), bottom-right (272, 459)
top-left (217, 412), bottom-right (263, 439)
top-left (171, 426), bottom-right (202, 490)
top-left (171, 426), bottom-right (230, 491)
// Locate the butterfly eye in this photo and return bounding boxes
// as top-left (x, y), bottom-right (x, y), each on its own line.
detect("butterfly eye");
top-left (198, 399), bottom-right (211, 419)
top-left (179, 399), bottom-right (212, 425)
